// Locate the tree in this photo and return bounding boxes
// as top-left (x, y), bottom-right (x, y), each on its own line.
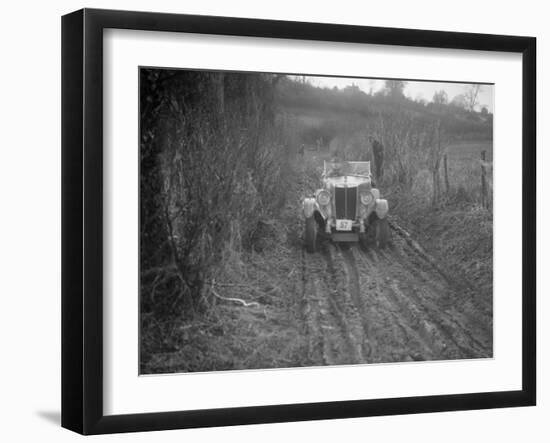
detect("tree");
top-left (464, 84), bottom-right (483, 112)
top-left (432, 90), bottom-right (448, 105)
top-left (451, 94), bottom-right (468, 109)
top-left (415, 95), bottom-right (427, 106)
top-left (383, 80), bottom-right (407, 98)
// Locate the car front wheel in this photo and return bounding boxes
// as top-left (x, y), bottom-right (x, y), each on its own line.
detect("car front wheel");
top-left (304, 216), bottom-right (318, 253)
top-left (376, 217), bottom-right (390, 248)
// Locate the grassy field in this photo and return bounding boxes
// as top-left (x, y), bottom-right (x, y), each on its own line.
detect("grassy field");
top-left (446, 140), bottom-right (493, 161)
top-left (443, 140), bottom-right (493, 207)
top-left (390, 139), bottom-right (493, 306)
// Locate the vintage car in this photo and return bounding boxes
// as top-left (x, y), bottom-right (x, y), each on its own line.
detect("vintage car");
top-left (303, 160), bottom-right (389, 252)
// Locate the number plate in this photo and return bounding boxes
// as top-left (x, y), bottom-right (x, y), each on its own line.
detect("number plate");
top-left (335, 219), bottom-right (353, 231)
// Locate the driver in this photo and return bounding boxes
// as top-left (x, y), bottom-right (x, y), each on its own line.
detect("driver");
top-left (328, 155), bottom-right (347, 177)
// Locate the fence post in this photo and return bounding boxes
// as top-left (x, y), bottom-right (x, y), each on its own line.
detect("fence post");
top-left (432, 163), bottom-right (440, 206)
top-left (481, 150), bottom-right (487, 209)
top-left (432, 122), bottom-right (442, 206)
top-left (444, 153), bottom-right (450, 194)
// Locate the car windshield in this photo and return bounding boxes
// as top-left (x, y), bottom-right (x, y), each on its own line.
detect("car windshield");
top-left (324, 161), bottom-right (371, 177)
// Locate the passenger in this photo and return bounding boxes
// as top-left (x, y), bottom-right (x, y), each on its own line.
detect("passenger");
top-left (369, 135), bottom-right (384, 181)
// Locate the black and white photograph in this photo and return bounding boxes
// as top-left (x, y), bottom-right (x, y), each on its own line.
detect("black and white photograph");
top-left (0, 0), bottom-right (545, 438)
top-left (139, 68), bottom-right (494, 374)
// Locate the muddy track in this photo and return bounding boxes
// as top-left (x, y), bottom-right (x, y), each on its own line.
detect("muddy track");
top-left (300, 224), bottom-right (493, 366)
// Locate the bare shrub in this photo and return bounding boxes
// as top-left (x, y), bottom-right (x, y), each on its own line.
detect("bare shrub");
top-left (375, 112), bottom-right (440, 190)
top-left (141, 70), bottom-right (293, 316)
top-left (411, 169), bottom-right (434, 207)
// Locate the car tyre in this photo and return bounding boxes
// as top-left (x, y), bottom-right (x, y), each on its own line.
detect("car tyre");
top-left (376, 217), bottom-right (390, 249)
top-left (305, 216), bottom-right (318, 253)
top-left (359, 232), bottom-right (369, 251)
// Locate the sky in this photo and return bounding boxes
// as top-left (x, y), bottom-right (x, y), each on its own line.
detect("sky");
top-left (304, 75), bottom-right (494, 113)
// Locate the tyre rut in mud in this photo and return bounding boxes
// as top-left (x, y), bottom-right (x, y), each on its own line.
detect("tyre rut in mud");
top-left (299, 223), bottom-right (492, 366)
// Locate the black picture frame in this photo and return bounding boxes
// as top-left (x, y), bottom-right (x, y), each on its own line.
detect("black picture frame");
top-left (62, 8), bottom-right (536, 435)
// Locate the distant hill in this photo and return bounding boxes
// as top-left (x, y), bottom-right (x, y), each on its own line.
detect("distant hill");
top-left (274, 77), bottom-right (493, 147)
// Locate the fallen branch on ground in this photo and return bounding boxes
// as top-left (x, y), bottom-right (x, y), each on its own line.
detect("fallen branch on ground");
top-left (209, 282), bottom-right (261, 308)
top-left (208, 281), bottom-right (252, 288)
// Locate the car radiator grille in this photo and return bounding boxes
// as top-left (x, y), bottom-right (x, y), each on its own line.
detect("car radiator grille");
top-left (334, 187), bottom-right (357, 219)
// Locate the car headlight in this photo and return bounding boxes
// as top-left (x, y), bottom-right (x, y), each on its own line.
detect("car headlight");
top-left (360, 192), bottom-right (373, 205)
top-left (317, 190), bottom-right (331, 206)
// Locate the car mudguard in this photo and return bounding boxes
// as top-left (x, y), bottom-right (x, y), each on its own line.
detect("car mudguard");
top-left (303, 197), bottom-right (319, 218)
top-left (375, 198), bottom-right (389, 219)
